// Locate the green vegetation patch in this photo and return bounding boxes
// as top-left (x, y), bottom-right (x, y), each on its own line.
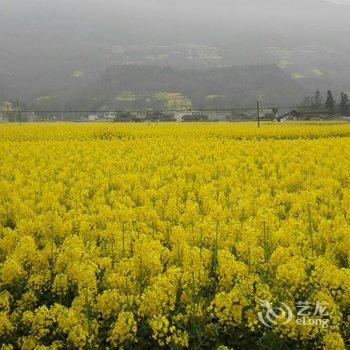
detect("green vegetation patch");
top-left (36, 96), bottom-right (52, 102)
top-left (153, 92), bottom-right (192, 110)
top-left (71, 70), bottom-right (84, 78)
top-left (292, 73), bottom-right (305, 79)
top-left (312, 69), bottom-right (323, 77)
top-left (115, 91), bottom-right (137, 102)
top-left (206, 95), bottom-right (226, 100)
top-left (278, 59), bottom-right (293, 69)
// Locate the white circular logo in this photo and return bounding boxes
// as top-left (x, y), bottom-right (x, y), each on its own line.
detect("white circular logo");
top-left (258, 299), bottom-right (293, 328)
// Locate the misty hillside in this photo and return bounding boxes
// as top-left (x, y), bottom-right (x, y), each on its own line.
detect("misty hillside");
top-left (0, 0), bottom-right (350, 106)
top-left (30, 65), bottom-right (306, 110)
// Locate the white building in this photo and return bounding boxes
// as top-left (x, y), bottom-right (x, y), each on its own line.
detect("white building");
top-left (88, 115), bottom-right (98, 121)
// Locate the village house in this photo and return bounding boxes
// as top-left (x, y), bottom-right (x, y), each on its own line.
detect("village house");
top-left (181, 112), bottom-right (208, 122)
top-left (146, 111), bottom-right (176, 122)
top-left (277, 109), bottom-right (330, 122)
top-left (114, 113), bottom-right (132, 122)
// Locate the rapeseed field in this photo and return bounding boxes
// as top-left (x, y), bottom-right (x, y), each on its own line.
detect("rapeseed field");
top-left (0, 122), bottom-right (350, 349)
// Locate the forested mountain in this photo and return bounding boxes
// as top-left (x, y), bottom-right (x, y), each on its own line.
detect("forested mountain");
top-left (0, 0), bottom-right (350, 108)
top-left (30, 65), bottom-right (306, 110)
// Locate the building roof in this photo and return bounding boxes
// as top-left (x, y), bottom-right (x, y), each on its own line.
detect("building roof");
top-left (279, 109), bottom-right (302, 119)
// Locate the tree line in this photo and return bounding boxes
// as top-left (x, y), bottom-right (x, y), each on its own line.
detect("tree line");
top-left (303, 90), bottom-right (350, 115)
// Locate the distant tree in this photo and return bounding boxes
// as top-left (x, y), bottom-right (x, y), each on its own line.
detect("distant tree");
top-left (325, 90), bottom-right (335, 114)
top-left (1, 101), bottom-right (16, 122)
top-left (311, 90), bottom-right (323, 109)
top-left (300, 96), bottom-right (311, 110)
top-left (339, 92), bottom-right (350, 115)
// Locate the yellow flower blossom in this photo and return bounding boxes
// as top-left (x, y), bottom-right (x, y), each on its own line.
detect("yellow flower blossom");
top-left (0, 122), bottom-right (350, 348)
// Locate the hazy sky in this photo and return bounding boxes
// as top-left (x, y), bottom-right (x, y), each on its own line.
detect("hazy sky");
top-left (329, 0), bottom-right (350, 3)
top-left (2, 0), bottom-right (350, 101)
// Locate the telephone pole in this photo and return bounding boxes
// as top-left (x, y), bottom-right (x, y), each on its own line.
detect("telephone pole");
top-left (16, 99), bottom-right (22, 123)
top-left (257, 100), bottom-right (260, 127)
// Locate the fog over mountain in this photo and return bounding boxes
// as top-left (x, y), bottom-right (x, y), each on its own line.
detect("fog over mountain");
top-left (1, 0), bottom-right (350, 109)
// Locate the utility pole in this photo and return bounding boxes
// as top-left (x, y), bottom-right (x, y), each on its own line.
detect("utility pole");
top-left (257, 100), bottom-right (260, 127)
top-left (16, 99), bottom-right (22, 123)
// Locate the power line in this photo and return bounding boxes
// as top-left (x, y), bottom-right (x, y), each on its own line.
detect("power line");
top-left (17, 106), bottom-right (325, 114)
